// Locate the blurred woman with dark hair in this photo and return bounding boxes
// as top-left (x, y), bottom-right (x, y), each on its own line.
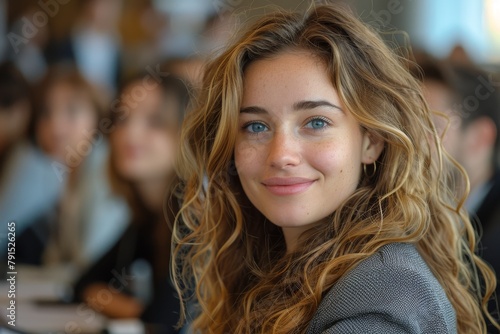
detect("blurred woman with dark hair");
top-left (73, 70), bottom-right (190, 333)
top-left (0, 62), bottom-right (62, 260)
top-left (0, 61), bottom-right (32, 174)
top-left (15, 64), bottom-right (129, 274)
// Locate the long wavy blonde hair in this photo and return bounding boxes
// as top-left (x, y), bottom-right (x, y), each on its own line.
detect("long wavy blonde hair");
top-left (172, 3), bottom-right (498, 333)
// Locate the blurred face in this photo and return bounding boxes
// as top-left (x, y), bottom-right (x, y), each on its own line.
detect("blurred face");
top-left (0, 100), bottom-right (30, 153)
top-left (85, 0), bottom-right (123, 31)
top-left (235, 51), bottom-right (383, 248)
top-left (422, 80), bottom-right (463, 159)
top-left (36, 82), bottom-right (97, 162)
top-left (112, 83), bottom-right (179, 183)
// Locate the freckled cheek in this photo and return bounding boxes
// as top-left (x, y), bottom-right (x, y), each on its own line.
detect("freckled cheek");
top-left (305, 142), bottom-right (340, 176)
top-left (306, 141), bottom-right (360, 181)
top-left (234, 141), bottom-right (263, 180)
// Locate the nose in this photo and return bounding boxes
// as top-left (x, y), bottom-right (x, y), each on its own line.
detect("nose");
top-left (121, 115), bottom-right (144, 141)
top-left (267, 130), bottom-right (301, 169)
top-left (46, 113), bottom-right (70, 141)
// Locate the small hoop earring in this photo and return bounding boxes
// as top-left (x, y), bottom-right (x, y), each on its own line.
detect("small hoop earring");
top-left (363, 161), bottom-right (377, 178)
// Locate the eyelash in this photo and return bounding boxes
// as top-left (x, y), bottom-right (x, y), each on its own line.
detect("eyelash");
top-left (303, 116), bottom-right (332, 130)
top-left (241, 121), bottom-right (268, 136)
top-left (241, 116), bottom-right (333, 135)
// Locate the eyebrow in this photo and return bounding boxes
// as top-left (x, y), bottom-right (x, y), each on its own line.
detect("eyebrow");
top-left (293, 100), bottom-right (343, 112)
top-left (240, 100), bottom-right (343, 114)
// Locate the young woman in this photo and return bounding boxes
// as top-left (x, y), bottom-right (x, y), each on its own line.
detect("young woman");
top-left (16, 65), bottom-right (129, 270)
top-left (172, 4), bottom-right (498, 334)
top-left (74, 70), bottom-right (190, 333)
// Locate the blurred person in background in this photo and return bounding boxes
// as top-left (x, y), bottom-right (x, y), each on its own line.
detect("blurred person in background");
top-left (160, 57), bottom-right (204, 91)
top-left (0, 62), bottom-right (62, 258)
top-left (0, 62), bottom-right (32, 171)
top-left (16, 65), bottom-right (129, 277)
top-left (45, 0), bottom-right (124, 96)
top-left (151, 0), bottom-right (212, 58)
top-left (416, 55), bottom-right (500, 328)
top-left (0, 0), bottom-right (6, 60)
top-left (73, 68), bottom-right (190, 333)
top-left (119, 0), bottom-right (166, 74)
top-left (6, 4), bottom-right (51, 83)
top-left (198, 11), bottom-right (238, 58)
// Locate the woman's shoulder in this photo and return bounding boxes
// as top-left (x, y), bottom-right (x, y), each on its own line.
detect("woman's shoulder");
top-left (307, 243), bottom-right (457, 333)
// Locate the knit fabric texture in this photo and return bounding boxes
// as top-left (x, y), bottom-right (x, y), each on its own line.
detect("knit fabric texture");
top-left (306, 243), bottom-right (457, 333)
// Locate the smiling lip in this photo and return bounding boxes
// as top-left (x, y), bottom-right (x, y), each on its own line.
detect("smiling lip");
top-left (261, 177), bottom-right (316, 196)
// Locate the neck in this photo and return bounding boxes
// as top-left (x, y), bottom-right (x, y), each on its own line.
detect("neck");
top-left (135, 176), bottom-right (172, 214)
top-left (282, 226), bottom-right (311, 254)
top-left (282, 217), bottom-right (330, 254)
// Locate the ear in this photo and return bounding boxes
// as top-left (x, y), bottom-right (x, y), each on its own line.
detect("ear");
top-left (361, 131), bottom-right (384, 164)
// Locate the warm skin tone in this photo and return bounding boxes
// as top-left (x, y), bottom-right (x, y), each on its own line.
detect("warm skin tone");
top-left (0, 99), bottom-right (30, 154)
top-left (36, 82), bottom-right (98, 172)
top-left (112, 83), bottom-right (179, 211)
top-left (82, 0), bottom-right (123, 33)
top-left (423, 80), bottom-right (497, 193)
top-left (235, 50), bottom-right (383, 252)
top-left (422, 80), bottom-right (462, 158)
top-left (82, 82), bottom-right (180, 318)
top-left (459, 117), bottom-right (496, 192)
top-left (82, 283), bottom-right (143, 319)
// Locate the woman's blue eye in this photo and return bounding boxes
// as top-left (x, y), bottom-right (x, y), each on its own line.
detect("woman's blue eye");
top-left (245, 122), bottom-right (268, 133)
top-left (305, 118), bottom-right (328, 129)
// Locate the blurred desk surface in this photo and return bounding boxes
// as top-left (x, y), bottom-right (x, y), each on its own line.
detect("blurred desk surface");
top-left (1, 301), bottom-right (105, 333)
top-left (0, 265), bottom-right (106, 333)
top-left (0, 266), bottom-right (146, 334)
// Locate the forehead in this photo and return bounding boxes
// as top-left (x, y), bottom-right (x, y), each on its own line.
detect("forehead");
top-left (121, 82), bottom-right (179, 114)
top-left (241, 51), bottom-right (338, 107)
top-left (47, 81), bottom-right (88, 99)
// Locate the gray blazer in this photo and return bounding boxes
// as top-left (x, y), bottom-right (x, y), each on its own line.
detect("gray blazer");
top-left (306, 243), bottom-right (457, 333)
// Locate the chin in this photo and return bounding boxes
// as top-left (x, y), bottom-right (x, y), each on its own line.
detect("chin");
top-left (264, 212), bottom-right (320, 229)
top-left (116, 166), bottom-right (143, 181)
